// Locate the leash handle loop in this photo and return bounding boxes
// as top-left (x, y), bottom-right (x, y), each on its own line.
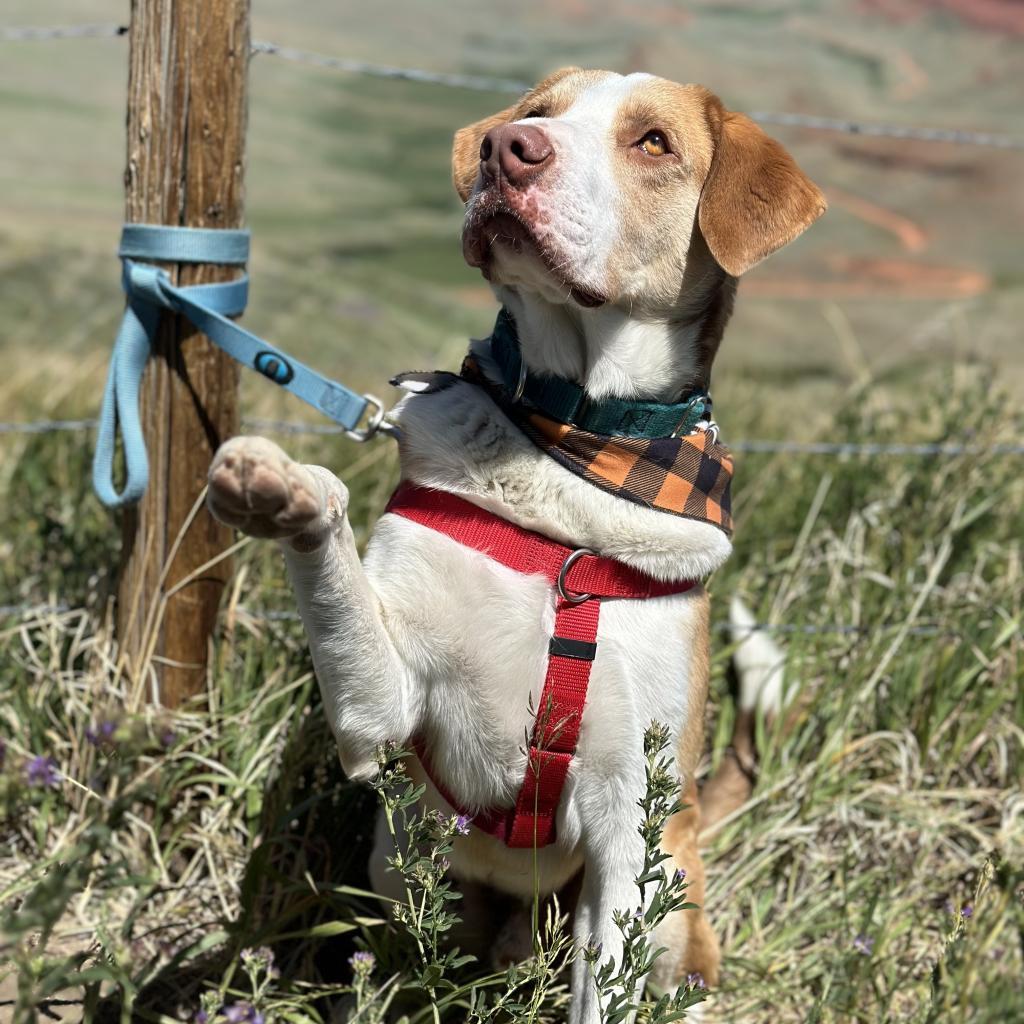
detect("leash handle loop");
top-left (93, 224), bottom-right (382, 509)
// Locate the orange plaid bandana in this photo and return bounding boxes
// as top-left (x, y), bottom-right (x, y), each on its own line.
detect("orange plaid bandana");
top-left (460, 355), bottom-right (734, 536)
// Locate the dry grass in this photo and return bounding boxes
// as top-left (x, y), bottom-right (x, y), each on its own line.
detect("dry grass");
top-left (1, 363), bottom-right (1021, 1022)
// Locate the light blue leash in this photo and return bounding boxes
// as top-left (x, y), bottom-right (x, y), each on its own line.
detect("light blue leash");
top-left (93, 224), bottom-right (386, 508)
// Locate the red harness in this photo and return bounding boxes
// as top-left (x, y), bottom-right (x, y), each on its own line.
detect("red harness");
top-left (386, 483), bottom-right (698, 848)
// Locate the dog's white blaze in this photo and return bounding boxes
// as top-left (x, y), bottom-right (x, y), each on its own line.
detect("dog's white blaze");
top-left (503, 73), bottom-right (653, 302)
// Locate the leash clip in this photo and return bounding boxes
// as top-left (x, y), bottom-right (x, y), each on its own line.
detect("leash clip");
top-left (345, 393), bottom-right (395, 442)
top-left (557, 547), bottom-right (595, 604)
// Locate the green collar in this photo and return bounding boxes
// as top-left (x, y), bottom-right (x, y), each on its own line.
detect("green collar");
top-left (489, 308), bottom-right (710, 440)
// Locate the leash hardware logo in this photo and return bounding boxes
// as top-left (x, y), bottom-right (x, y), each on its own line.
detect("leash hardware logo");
top-left (254, 350), bottom-right (295, 386)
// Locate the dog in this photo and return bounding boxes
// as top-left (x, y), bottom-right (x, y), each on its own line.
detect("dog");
top-left (207, 67), bottom-right (824, 1022)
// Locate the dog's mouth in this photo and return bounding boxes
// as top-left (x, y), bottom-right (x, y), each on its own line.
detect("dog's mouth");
top-left (462, 196), bottom-right (606, 309)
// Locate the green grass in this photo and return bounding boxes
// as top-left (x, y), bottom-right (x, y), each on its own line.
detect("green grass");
top-left (1, 365), bottom-right (1021, 1022)
top-left (2, 2), bottom-right (1023, 1019)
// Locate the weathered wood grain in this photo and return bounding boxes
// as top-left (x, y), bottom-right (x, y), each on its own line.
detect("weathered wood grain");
top-left (119, 0), bottom-right (249, 707)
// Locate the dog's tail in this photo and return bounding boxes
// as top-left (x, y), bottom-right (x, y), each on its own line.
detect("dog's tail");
top-left (699, 597), bottom-right (788, 838)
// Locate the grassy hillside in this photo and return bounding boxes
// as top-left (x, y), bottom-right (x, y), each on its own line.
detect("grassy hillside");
top-left (2, 0), bottom-right (1023, 425)
top-left (1, 2), bottom-right (1022, 1022)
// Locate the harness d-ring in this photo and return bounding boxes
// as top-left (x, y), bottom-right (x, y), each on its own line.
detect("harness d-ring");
top-left (557, 547), bottom-right (594, 604)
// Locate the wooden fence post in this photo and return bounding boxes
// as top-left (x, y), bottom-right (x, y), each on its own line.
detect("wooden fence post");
top-left (118, 0), bottom-right (250, 706)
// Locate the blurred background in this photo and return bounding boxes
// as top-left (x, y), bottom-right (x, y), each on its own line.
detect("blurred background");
top-left (3, 0), bottom-right (1022, 434)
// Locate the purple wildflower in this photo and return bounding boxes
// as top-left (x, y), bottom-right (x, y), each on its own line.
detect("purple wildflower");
top-left (348, 950), bottom-right (375, 974)
top-left (853, 933), bottom-right (874, 956)
top-left (453, 814), bottom-right (471, 836)
top-left (0, 736), bottom-right (6, 770)
top-left (159, 727), bottom-right (177, 748)
top-left (222, 1004), bottom-right (255, 1024)
top-left (675, 868), bottom-right (687, 883)
top-left (944, 899), bottom-right (974, 919)
top-left (686, 971), bottom-right (706, 989)
top-left (26, 755), bottom-right (60, 788)
top-left (86, 720), bottom-right (117, 746)
top-left (194, 1012), bottom-right (208, 1024)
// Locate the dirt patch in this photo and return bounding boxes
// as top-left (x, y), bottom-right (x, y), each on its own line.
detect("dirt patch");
top-left (826, 187), bottom-right (929, 251)
top-left (746, 256), bottom-right (990, 299)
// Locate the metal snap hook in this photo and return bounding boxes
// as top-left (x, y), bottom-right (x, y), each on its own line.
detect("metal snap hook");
top-left (345, 394), bottom-right (390, 442)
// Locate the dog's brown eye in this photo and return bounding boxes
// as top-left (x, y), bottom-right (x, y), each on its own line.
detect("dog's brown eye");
top-left (638, 130), bottom-right (669, 156)
top-left (522, 109), bottom-right (545, 119)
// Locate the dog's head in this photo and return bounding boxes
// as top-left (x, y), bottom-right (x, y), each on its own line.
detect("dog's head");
top-left (453, 68), bottom-right (825, 316)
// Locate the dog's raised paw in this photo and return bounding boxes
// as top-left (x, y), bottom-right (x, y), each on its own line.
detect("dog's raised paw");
top-left (208, 436), bottom-right (325, 541)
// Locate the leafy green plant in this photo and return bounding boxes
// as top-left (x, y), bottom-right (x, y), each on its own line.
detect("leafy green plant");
top-left (368, 742), bottom-right (474, 996)
top-left (584, 723), bottom-right (706, 1024)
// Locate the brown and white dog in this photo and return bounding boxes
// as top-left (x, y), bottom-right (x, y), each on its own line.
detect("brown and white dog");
top-left (207, 68), bottom-right (824, 1021)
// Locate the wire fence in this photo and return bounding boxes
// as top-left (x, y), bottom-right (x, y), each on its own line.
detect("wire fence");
top-left (0, 418), bottom-right (98, 436)
top-left (3, 415), bottom-right (1023, 458)
top-left (4, 23), bottom-right (1024, 150)
top-left (4, 21), bottom-right (1022, 460)
top-left (0, 600), bottom-right (954, 637)
top-left (1, 22), bottom-right (1019, 634)
top-left (0, 23), bottom-right (126, 41)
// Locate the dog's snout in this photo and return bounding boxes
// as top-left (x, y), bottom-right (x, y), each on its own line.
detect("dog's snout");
top-left (480, 123), bottom-right (553, 187)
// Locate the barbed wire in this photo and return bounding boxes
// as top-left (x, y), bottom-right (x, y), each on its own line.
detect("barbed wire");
top-left (0, 24), bottom-right (126, 41)
top-left (3, 415), bottom-right (1021, 457)
top-left (747, 111), bottom-right (1024, 151)
top-left (250, 41), bottom-right (1024, 150)
top-left (0, 600), bottom-right (949, 637)
top-left (250, 41), bottom-right (532, 94)
top-left (4, 24), bottom-right (1022, 151)
top-left (728, 439), bottom-right (1024, 456)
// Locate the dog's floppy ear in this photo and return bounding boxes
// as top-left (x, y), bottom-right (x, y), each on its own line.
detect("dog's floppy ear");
top-left (452, 105), bottom-right (518, 203)
top-left (698, 99), bottom-right (826, 277)
top-left (452, 67), bottom-right (583, 203)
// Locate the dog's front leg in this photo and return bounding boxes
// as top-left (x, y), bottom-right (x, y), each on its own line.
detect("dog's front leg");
top-left (208, 436), bottom-right (422, 780)
top-left (570, 781), bottom-right (649, 1024)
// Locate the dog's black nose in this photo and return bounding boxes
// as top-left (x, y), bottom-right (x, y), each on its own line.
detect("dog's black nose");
top-left (480, 123), bottom-right (553, 187)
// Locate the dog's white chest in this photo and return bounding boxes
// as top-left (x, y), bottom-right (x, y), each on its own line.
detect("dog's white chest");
top-left (361, 502), bottom-right (703, 895)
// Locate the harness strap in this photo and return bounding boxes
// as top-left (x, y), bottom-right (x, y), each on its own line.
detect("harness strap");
top-left (387, 483), bottom-right (697, 847)
top-left (385, 484), bottom-right (690, 601)
top-left (505, 595), bottom-right (600, 846)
